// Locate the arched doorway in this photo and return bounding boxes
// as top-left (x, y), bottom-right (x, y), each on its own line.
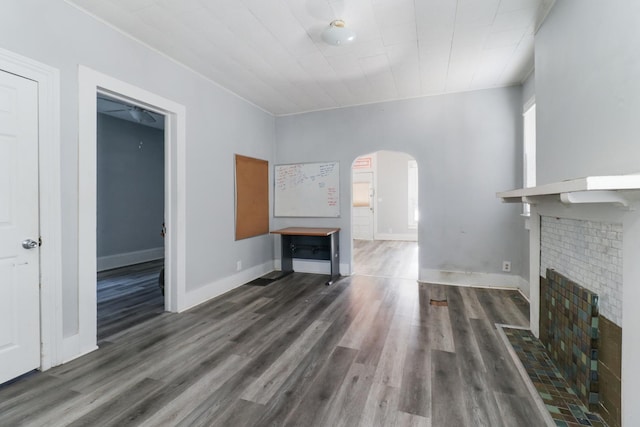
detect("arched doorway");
top-left (351, 151), bottom-right (419, 280)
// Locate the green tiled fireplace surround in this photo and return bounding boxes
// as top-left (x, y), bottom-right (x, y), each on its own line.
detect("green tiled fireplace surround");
top-left (543, 269), bottom-right (600, 409)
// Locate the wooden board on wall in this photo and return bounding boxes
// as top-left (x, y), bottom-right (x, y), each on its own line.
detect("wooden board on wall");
top-left (235, 154), bottom-right (269, 240)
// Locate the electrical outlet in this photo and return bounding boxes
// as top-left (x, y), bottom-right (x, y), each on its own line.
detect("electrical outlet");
top-left (236, 260), bottom-right (242, 271)
top-left (502, 261), bottom-right (511, 272)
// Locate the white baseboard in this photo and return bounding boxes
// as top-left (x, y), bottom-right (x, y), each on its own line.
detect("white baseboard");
top-left (97, 247), bottom-right (164, 272)
top-left (180, 261), bottom-right (274, 312)
top-left (61, 334), bottom-right (98, 364)
top-left (419, 268), bottom-right (526, 289)
top-left (274, 259), bottom-right (350, 276)
top-left (373, 233), bottom-right (418, 241)
top-left (518, 276), bottom-right (531, 299)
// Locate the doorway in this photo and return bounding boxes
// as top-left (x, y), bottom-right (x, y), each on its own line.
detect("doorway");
top-left (78, 66), bottom-right (186, 355)
top-left (96, 96), bottom-right (166, 342)
top-left (351, 151), bottom-right (419, 280)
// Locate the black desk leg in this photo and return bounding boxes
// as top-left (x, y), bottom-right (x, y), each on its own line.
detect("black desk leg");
top-left (327, 231), bottom-right (340, 286)
top-left (280, 234), bottom-right (294, 278)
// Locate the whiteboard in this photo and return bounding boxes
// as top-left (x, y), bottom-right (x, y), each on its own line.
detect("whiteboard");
top-left (274, 162), bottom-right (340, 217)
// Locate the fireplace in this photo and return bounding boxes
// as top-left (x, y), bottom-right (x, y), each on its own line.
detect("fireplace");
top-left (497, 174), bottom-right (637, 427)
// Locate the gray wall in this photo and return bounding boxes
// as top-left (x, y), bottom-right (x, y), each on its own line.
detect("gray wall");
top-left (536, 1), bottom-right (640, 184)
top-left (275, 87), bottom-right (525, 277)
top-left (521, 70), bottom-right (535, 106)
top-left (97, 114), bottom-right (164, 260)
top-left (1, 0), bottom-right (275, 337)
top-left (376, 151), bottom-right (417, 239)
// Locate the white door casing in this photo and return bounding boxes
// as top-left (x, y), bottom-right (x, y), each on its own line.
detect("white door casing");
top-left (352, 171), bottom-right (374, 240)
top-left (0, 70), bottom-right (40, 383)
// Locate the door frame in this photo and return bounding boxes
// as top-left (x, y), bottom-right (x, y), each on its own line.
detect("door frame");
top-left (78, 66), bottom-right (186, 356)
top-left (0, 48), bottom-right (62, 370)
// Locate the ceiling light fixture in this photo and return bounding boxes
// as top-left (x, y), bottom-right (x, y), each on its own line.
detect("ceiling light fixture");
top-left (321, 20), bottom-right (356, 46)
top-left (128, 106), bottom-right (156, 123)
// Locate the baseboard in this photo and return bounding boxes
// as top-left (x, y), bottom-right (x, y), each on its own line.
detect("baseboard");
top-left (61, 334), bottom-right (98, 364)
top-left (419, 268), bottom-right (523, 289)
top-left (373, 233), bottom-right (418, 241)
top-left (274, 259), bottom-right (350, 276)
top-left (97, 247), bottom-right (164, 272)
top-left (179, 261), bottom-right (274, 312)
top-left (518, 275), bottom-right (531, 300)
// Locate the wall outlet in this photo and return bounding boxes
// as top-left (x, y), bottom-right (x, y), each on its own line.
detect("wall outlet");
top-left (236, 260), bottom-right (242, 271)
top-left (502, 261), bottom-right (511, 272)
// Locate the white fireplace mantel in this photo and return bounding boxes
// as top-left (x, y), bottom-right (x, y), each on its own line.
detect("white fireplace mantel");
top-left (497, 174), bottom-right (640, 208)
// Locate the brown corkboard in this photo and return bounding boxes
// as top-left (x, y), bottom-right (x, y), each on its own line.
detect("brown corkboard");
top-left (235, 154), bottom-right (269, 240)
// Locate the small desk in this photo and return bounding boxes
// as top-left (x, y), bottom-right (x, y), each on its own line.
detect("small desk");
top-left (271, 227), bottom-right (340, 285)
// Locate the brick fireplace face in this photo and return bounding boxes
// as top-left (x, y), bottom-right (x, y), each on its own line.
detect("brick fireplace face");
top-left (540, 216), bottom-right (622, 325)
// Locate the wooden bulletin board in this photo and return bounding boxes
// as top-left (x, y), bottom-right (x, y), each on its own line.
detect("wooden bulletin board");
top-left (235, 154), bottom-right (269, 240)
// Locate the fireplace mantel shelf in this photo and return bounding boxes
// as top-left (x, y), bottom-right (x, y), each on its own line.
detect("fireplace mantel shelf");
top-left (497, 174), bottom-right (640, 208)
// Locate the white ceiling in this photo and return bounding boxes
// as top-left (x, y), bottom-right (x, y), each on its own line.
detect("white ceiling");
top-left (68, 0), bottom-right (555, 116)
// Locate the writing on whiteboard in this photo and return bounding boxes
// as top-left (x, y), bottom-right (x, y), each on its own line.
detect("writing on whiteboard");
top-left (274, 162), bottom-right (340, 217)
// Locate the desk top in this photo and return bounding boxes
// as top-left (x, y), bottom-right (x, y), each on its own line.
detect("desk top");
top-left (271, 227), bottom-right (340, 236)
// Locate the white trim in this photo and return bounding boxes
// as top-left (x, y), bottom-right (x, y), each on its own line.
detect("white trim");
top-left (97, 247), bottom-right (164, 272)
top-left (181, 261), bottom-right (273, 312)
top-left (273, 259), bottom-right (350, 277)
top-left (0, 48), bottom-right (63, 371)
top-left (373, 233), bottom-right (418, 242)
top-left (419, 269), bottom-right (524, 289)
top-left (61, 335), bottom-right (98, 364)
top-left (77, 66), bottom-right (186, 359)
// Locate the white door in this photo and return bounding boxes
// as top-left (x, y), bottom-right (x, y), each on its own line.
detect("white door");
top-left (352, 171), bottom-right (374, 240)
top-left (0, 70), bottom-right (40, 384)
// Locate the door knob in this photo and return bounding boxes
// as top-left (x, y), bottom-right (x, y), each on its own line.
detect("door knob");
top-left (22, 239), bottom-right (38, 249)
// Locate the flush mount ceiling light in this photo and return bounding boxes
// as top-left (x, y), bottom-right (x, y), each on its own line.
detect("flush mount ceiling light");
top-left (321, 20), bottom-right (356, 46)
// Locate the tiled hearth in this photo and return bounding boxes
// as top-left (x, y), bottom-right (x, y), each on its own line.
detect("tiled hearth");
top-left (504, 327), bottom-right (607, 427)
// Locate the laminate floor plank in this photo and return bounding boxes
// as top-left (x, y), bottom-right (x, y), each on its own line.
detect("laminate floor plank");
top-left (469, 318), bottom-right (531, 396)
top-left (431, 349), bottom-right (469, 427)
top-left (322, 362), bottom-right (375, 427)
top-left (446, 286), bottom-right (489, 391)
top-left (398, 324), bottom-right (431, 417)
top-left (282, 346), bottom-right (359, 427)
top-left (458, 286), bottom-right (488, 320)
top-left (494, 391), bottom-right (549, 426)
top-left (359, 383), bottom-right (401, 427)
top-left (0, 271), bottom-right (547, 426)
top-left (97, 260), bottom-right (164, 343)
top-left (372, 304), bottom-right (412, 388)
top-left (353, 239), bottom-right (419, 280)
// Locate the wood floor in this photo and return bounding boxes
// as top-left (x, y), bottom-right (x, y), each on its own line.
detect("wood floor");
top-left (353, 239), bottom-right (419, 280)
top-left (97, 260), bottom-right (165, 343)
top-left (0, 269), bottom-right (544, 426)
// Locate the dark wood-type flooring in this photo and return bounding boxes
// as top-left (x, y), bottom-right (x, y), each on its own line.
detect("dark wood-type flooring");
top-left (97, 259), bottom-right (165, 343)
top-left (353, 239), bottom-right (419, 280)
top-left (0, 271), bottom-right (544, 426)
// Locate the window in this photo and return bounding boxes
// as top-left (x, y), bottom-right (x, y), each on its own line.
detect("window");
top-left (408, 159), bottom-right (418, 228)
top-left (523, 98), bottom-right (536, 216)
top-left (352, 182), bottom-right (371, 207)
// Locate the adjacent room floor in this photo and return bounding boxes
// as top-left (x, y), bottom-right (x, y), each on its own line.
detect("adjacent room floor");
top-left (97, 259), bottom-right (165, 344)
top-left (0, 270), bottom-right (547, 426)
top-left (352, 239), bottom-right (419, 280)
